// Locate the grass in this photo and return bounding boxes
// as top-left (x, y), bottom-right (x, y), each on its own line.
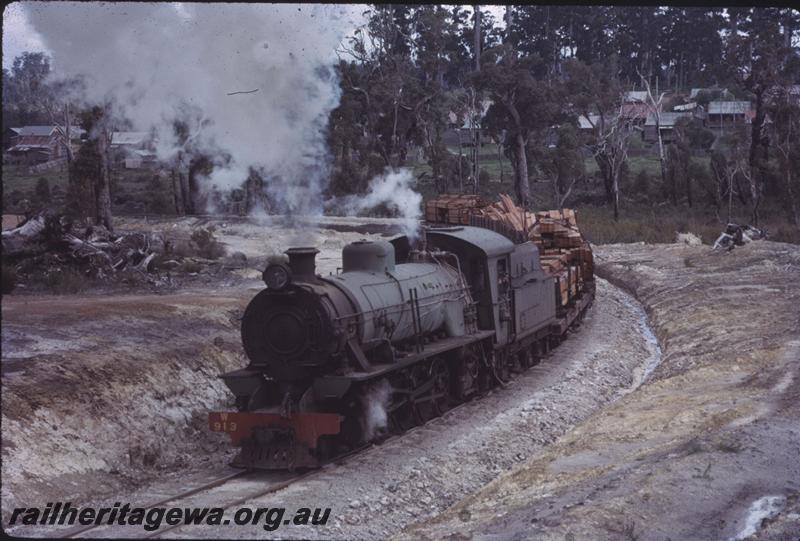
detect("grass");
top-left (1, 162), bottom-right (177, 216)
top-left (43, 267), bottom-right (92, 294)
top-left (410, 148), bottom-right (799, 245)
top-left (573, 203), bottom-right (800, 245)
top-left (2, 164), bottom-right (70, 193)
top-left (4, 146), bottom-right (797, 246)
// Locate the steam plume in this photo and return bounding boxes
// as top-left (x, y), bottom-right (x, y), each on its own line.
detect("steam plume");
top-left (338, 168), bottom-right (423, 240)
top-left (360, 379), bottom-right (392, 441)
top-left (22, 2), bottom-right (362, 216)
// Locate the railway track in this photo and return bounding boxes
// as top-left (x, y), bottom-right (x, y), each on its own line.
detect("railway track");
top-left (50, 440), bottom-right (372, 539)
top-left (51, 395), bottom-right (486, 539)
top-left (51, 306), bottom-right (589, 539)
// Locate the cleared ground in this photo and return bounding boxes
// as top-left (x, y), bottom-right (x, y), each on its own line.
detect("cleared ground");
top-left (399, 240), bottom-right (800, 541)
top-left (4, 220), bottom-right (798, 540)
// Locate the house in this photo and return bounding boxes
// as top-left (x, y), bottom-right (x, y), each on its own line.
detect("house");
top-left (444, 99), bottom-right (494, 147)
top-left (110, 131), bottom-right (151, 148)
top-left (706, 101), bottom-right (752, 129)
top-left (5, 125), bottom-right (84, 165)
top-left (620, 102), bottom-right (651, 124)
top-left (577, 114), bottom-right (617, 135)
top-left (123, 149), bottom-right (159, 169)
top-left (690, 87), bottom-right (733, 101)
top-left (673, 102), bottom-right (697, 112)
top-left (673, 102), bottom-right (707, 121)
top-left (577, 114), bottom-right (601, 132)
top-left (110, 131), bottom-right (158, 168)
top-left (642, 112), bottom-right (694, 144)
top-left (623, 90), bottom-right (648, 103)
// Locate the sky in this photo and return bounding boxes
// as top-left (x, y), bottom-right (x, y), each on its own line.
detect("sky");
top-left (2, 2), bottom-right (507, 69)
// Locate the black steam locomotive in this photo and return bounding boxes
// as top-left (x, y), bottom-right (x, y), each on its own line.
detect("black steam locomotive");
top-left (209, 225), bottom-right (594, 470)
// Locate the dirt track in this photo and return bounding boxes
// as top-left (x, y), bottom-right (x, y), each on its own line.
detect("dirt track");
top-left (399, 240), bottom-right (800, 541)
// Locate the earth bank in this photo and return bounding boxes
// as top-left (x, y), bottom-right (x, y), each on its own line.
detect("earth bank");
top-left (398, 241), bottom-right (800, 541)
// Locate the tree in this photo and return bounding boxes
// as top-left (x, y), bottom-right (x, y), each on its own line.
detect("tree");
top-left (530, 125), bottom-right (585, 207)
top-left (564, 56), bottom-right (633, 219)
top-left (766, 86), bottom-right (800, 226)
top-left (637, 70), bottom-right (671, 202)
top-left (668, 118), bottom-right (695, 207)
top-left (69, 106), bottom-right (113, 230)
top-left (724, 7), bottom-right (796, 225)
top-left (710, 126), bottom-right (752, 223)
top-left (476, 7), bottom-right (566, 207)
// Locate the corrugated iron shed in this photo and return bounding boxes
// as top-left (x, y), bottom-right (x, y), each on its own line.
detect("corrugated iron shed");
top-left (10, 126), bottom-right (56, 137)
top-left (707, 101), bottom-right (751, 115)
top-left (111, 131), bottom-right (150, 146)
top-left (644, 112), bottom-right (693, 127)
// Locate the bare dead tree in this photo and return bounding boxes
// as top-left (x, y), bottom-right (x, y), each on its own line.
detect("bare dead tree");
top-left (472, 5), bottom-right (481, 193)
top-left (556, 174), bottom-right (581, 208)
top-left (592, 104), bottom-right (634, 221)
top-left (638, 69), bottom-right (669, 201)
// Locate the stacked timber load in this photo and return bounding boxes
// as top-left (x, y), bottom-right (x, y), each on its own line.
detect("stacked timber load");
top-left (425, 193), bottom-right (594, 308)
top-left (425, 194), bottom-right (488, 225)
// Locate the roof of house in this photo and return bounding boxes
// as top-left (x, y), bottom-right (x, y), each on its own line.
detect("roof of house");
top-left (8, 135), bottom-right (55, 151)
top-left (644, 112), bottom-right (693, 127)
top-left (690, 87), bottom-right (730, 99)
top-left (10, 125), bottom-right (85, 139)
top-left (111, 131), bottom-right (150, 146)
top-left (673, 102), bottom-right (697, 112)
top-left (623, 91), bottom-right (648, 103)
top-left (620, 102), bottom-right (651, 119)
top-left (577, 114), bottom-right (601, 129)
top-left (448, 99), bottom-right (494, 130)
top-left (10, 126), bottom-right (56, 137)
top-left (708, 101), bottom-right (751, 115)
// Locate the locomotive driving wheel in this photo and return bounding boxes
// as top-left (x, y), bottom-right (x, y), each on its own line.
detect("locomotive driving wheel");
top-left (430, 359), bottom-right (452, 416)
top-left (411, 363), bottom-right (436, 423)
top-left (519, 349), bottom-right (534, 370)
top-left (387, 373), bottom-right (416, 433)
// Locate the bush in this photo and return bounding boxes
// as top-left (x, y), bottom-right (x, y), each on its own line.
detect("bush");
top-left (113, 188), bottom-right (131, 205)
top-left (690, 128), bottom-right (715, 150)
top-left (2, 264), bottom-right (17, 294)
top-left (43, 267), bottom-right (91, 294)
top-left (145, 176), bottom-right (173, 214)
top-left (9, 189), bottom-right (24, 206)
top-left (35, 178), bottom-right (51, 203)
top-left (190, 228), bottom-right (226, 260)
top-left (632, 170), bottom-right (651, 200)
top-left (178, 260), bottom-right (202, 274)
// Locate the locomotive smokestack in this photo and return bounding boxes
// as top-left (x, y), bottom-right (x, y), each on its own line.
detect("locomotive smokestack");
top-left (285, 247), bottom-right (319, 277)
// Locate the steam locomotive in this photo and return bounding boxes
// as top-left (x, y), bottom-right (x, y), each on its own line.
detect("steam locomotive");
top-left (209, 224), bottom-right (594, 470)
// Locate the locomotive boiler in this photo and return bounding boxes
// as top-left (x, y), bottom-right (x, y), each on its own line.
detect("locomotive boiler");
top-left (210, 224), bottom-right (594, 470)
top-left (241, 241), bottom-right (470, 385)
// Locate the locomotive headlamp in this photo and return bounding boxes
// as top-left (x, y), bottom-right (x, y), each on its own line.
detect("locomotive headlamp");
top-left (262, 262), bottom-right (291, 290)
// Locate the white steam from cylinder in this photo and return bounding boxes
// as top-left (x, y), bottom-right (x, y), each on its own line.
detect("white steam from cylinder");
top-left (22, 2), bottom-right (362, 216)
top-left (360, 379), bottom-right (392, 441)
top-left (337, 168), bottom-right (422, 240)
